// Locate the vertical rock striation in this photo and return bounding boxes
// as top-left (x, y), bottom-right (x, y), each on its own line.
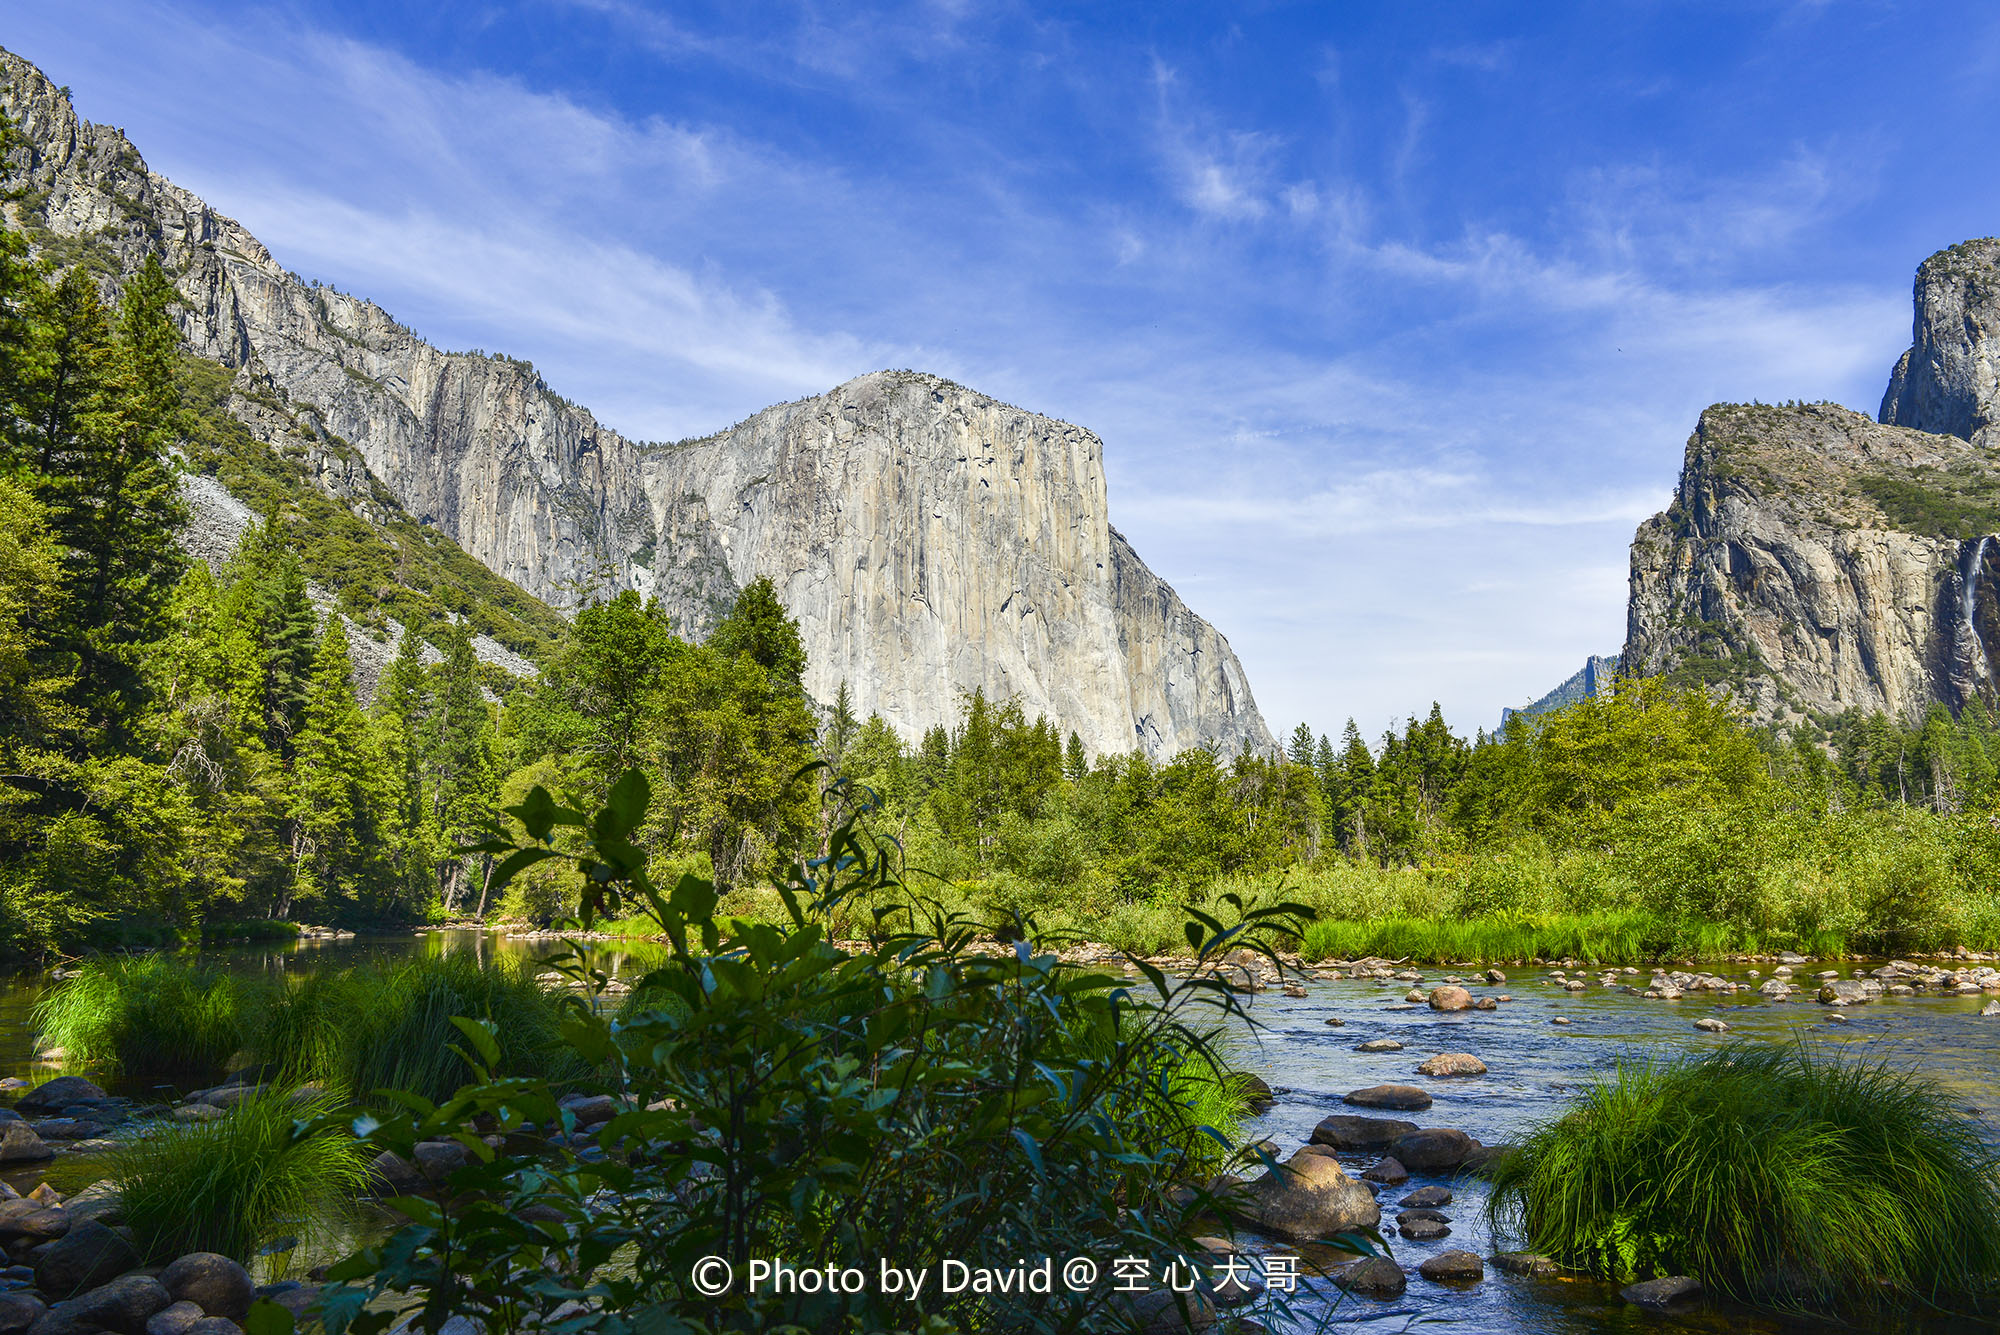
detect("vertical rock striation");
top-left (636, 371), bottom-right (1270, 757)
top-left (0, 47), bottom-right (1272, 756)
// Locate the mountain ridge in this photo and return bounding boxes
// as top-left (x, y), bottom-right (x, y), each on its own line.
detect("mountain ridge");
top-left (0, 45), bottom-right (1273, 758)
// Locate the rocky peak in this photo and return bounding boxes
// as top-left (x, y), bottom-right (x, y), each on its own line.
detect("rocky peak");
top-left (1626, 242), bottom-right (2000, 724)
top-left (1880, 238), bottom-right (2000, 444)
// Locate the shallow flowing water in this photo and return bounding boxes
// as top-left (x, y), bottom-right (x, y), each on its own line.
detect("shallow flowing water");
top-left (2, 932), bottom-right (1995, 1331)
top-left (1221, 964), bottom-right (2000, 1334)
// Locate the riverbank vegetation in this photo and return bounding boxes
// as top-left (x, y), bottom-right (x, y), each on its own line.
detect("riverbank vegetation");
top-left (4, 181), bottom-right (1999, 967)
top-left (32, 953), bottom-right (579, 1099)
top-left (1486, 1042), bottom-right (2000, 1313)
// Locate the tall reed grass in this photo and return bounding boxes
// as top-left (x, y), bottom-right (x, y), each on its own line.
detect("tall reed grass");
top-left (252, 953), bottom-right (585, 1104)
top-left (109, 1086), bottom-right (368, 1263)
top-left (1486, 1042), bottom-right (2000, 1312)
top-left (31, 956), bottom-right (250, 1082)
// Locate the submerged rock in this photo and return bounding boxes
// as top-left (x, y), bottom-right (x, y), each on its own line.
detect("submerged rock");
top-left (1355, 1039), bottom-right (1403, 1053)
top-left (1620, 1275), bottom-right (1703, 1310)
top-left (1492, 1252), bottom-right (1559, 1277)
top-left (1399, 1185), bottom-right (1452, 1207)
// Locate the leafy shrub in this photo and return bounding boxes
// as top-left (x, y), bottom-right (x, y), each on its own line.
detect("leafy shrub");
top-left (316, 772), bottom-right (1313, 1335)
top-left (1486, 1043), bottom-right (2000, 1312)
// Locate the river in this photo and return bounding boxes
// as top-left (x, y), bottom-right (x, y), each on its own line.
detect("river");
top-left (1, 929), bottom-right (1994, 1334)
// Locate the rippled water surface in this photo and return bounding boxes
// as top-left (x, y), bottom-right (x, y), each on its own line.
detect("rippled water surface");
top-left (1, 933), bottom-right (1995, 1331)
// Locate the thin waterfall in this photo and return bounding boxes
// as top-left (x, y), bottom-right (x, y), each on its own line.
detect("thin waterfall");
top-left (1967, 536), bottom-right (1992, 640)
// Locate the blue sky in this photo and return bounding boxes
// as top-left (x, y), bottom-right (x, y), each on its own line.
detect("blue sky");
top-left (12, 1), bottom-right (2000, 743)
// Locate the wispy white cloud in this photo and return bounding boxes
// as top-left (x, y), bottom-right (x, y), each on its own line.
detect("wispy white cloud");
top-left (5, 0), bottom-right (1952, 742)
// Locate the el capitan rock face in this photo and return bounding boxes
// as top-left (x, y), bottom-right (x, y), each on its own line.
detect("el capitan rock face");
top-left (1625, 239), bottom-right (2000, 723)
top-left (0, 47), bottom-right (1272, 757)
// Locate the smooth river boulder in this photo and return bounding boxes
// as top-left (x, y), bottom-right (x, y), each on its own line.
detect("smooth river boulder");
top-left (1389, 1128), bottom-right (1476, 1172)
top-left (0, 1295), bottom-right (45, 1335)
top-left (13, 1080), bottom-right (107, 1117)
top-left (1426, 986), bottom-right (1472, 1012)
top-left (1343, 1085), bottom-right (1433, 1112)
top-left (1416, 1053), bottom-right (1486, 1077)
top-left (1232, 1150), bottom-right (1381, 1240)
top-left (159, 1254), bottom-right (254, 1321)
top-left (1335, 1257), bottom-right (1406, 1297)
top-left (0, 1200), bottom-right (68, 1242)
top-left (0, 1123), bottom-right (52, 1165)
top-left (28, 1275), bottom-right (169, 1335)
top-left (1311, 1114), bottom-right (1418, 1150)
top-left (33, 1221), bottom-right (138, 1298)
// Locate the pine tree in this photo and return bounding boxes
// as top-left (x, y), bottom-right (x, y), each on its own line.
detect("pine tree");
top-left (374, 625), bottom-right (434, 911)
top-left (289, 620), bottom-right (378, 915)
top-left (1064, 730), bottom-right (1088, 783)
top-left (1288, 722), bottom-right (1315, 769)
top-left (709, 577), bottom-right (806, 696)
top-left (1333, 719), bottom-right (1375, 856)
top-left (823, 679), bottom-right (859, 770)
top-left (424, 624), bottom-right (494, 914)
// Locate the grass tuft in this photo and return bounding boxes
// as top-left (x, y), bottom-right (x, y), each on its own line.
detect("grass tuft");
top-left (1486, 1041), bottom-right (2000, 1312)
top-left (31, 956), bottom-right (250, 1083)
top-left (109, 1086), bottom-right (368, 1264)
top-left (251, 952), bottom-right (585, 1105)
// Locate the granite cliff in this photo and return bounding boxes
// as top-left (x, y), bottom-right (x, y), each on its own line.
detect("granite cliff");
top-left (0, 48), bottom-right (1271, 757)
top-left (1624, 239), bottom-right (2000, 723)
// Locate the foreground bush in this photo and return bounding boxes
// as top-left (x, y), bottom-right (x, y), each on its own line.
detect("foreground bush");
top-left (109, 1086), bottom-right (368, 1262)
top-left (31, 955), bottom-right (249, 1082)
top-left (316, 773), bottom-right (1310, 1335)
top-left (1486, 1042), bottom-right (2000, 1313)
